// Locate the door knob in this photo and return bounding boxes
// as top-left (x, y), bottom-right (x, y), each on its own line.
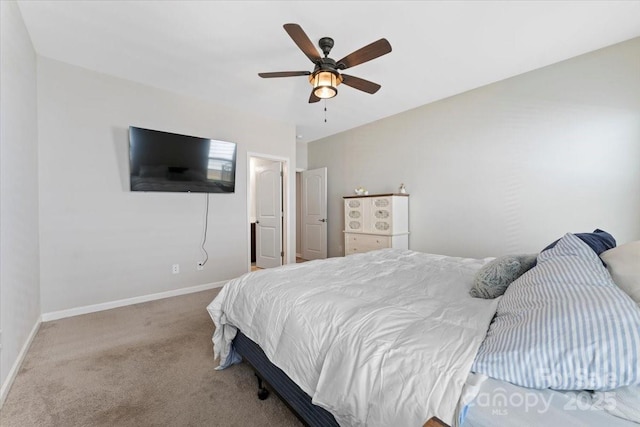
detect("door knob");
top-left (319, 219), bottom-right (327, 222)
top-left (256, 220), bottom-right (260, 224)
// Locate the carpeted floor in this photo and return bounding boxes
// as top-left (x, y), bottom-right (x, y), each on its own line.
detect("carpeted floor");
top-left (0, 288), bottom-right (301, 427)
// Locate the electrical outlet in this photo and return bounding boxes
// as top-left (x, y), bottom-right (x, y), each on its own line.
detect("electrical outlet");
top-left (172, 264), bottom-right (180, 274)
top-left (196, 262), bottom-right (204, 271)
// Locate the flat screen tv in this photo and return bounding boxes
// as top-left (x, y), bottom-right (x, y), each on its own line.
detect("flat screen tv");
top-left (129, 126), bottom-right (237, 193)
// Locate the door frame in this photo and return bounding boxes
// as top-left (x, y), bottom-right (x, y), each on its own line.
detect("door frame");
top-left (247, 152), bottom-right (291, 272)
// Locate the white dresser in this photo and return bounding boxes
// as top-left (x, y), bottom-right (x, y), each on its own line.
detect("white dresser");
top-left (343, 193), bottom-right (409, 255)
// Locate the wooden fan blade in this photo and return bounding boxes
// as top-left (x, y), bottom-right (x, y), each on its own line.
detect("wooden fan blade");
top-left (283, 23), bottom-right (322, 63)
top-left (337, 38), bottom-right (392, 70)
top-left (283, 24), bottom-right (321, 64)
top-left (341, 74), bottom-right (381, 94)
top-left (258, 71), bottom-right (311, 78)
top-left (309, 90), bottom-right (321, 103)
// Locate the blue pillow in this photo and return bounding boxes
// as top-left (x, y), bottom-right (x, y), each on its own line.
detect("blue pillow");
top-left (473, 233), bottom-right (640, 391)
top-left (542, 228), bottom-right (616, 255)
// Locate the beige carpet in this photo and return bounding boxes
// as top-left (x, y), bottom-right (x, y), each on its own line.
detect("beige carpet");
top-left (0, 288), bottom-right (301, 427)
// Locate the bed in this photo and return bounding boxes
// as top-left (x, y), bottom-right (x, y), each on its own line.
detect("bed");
top-left (207, 234), bottom-right (640, 426)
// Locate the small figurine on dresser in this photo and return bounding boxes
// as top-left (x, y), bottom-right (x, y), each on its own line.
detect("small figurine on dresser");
top-left (355, 187), bottom-right (368, 196)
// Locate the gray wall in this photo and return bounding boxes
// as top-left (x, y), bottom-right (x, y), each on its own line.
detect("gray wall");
top-left (37, 58), bottom-right (296, 314)
top-left (309, 38), bottom-right (640, 259)
top-left (0, 1), bottom-right (41, 395)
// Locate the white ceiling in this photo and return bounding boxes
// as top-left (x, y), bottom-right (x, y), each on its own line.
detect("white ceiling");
top-left (17, 1), bottom-right (640, 143)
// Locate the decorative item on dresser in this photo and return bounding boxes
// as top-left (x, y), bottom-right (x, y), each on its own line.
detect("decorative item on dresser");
top-left (343, 193), bottom-right (409, 255)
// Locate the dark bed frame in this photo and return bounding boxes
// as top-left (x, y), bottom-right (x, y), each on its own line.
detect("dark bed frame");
top-left (232, 330), bottom-right (340, 427)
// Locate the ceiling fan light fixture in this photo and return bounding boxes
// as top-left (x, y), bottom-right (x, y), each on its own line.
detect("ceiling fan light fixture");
top-left (311, 70), bottom-right (341, 99)
top-left (259, 24), bottom-right (391, 104)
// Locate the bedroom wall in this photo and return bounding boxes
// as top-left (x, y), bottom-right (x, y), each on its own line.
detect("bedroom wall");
top-left (37, 57), bottom-right (296, 314)
top-left (0, 0), bottom-right (41, 398)
top-left (309, 37), bottom-right (640, 259)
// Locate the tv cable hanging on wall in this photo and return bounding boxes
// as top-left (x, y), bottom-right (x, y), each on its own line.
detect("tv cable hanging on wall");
top-left (200, 193), bottom-right (209, 266)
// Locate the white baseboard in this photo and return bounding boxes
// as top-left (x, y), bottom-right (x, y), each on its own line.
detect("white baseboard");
top-left (41, 281), bottom-right (226, 322)
top-left (0, 319), bottom-right (41, 408)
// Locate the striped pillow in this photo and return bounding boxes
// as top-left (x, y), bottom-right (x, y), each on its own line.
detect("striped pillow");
top-left (472, 233), bottom-right (640, 390)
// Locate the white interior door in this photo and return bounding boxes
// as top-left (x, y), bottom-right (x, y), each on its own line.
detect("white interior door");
top-left (301, 167), bottom-right (327, 260)
top-left (256, 161), bottom-right (283, 268)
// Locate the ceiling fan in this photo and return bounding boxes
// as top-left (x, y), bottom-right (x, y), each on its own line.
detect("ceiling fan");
top-left (258, 24), bottom-right (392, 103)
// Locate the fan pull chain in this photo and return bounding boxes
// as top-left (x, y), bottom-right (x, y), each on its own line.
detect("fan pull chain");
top-left (324, 100), bottom-right (327, 123)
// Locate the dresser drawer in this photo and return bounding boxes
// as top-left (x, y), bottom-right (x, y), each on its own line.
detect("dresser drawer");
top-left (345, 234), bottom-right (390, 255)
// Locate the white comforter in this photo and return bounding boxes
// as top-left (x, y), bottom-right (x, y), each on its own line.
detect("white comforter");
top-left (207, 249), bottom-right (499, 426)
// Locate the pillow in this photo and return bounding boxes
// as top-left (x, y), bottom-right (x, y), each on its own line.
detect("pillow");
top-left (541, 228), bottom-right (616, 256)
top-left (472, 233), bottom-right (640, 391)
top-left (600, 241), bottom-right (640, 305)
top-left (469, 254), bottom-right (537, 299)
